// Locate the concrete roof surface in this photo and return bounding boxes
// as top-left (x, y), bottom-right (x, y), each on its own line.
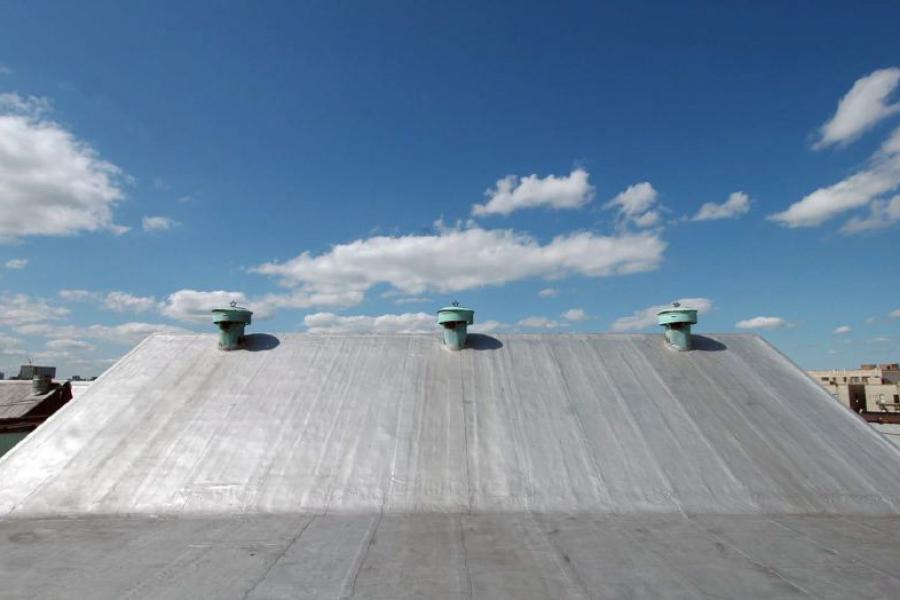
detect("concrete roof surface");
top-left (2, 332), bottom-right (899, 517)
top-left (2, 332), bottom-right (900, 597)
top-left (0, 381), bottom-right (57, 420)
top-left (3, 513), bottom-right (900, 599)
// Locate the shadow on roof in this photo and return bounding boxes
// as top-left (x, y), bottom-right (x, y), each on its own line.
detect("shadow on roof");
top-left (467, 334), bottom-right (503, 351)
top-left (691, 335), bottom-right (726, 352)
top-left (243, 333), bottom-right (281, 352)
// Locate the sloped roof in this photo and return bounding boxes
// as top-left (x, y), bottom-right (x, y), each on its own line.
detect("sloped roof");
top-left (0, 381), bottom-right (61, 420)
top-left (2, 332), bottom-right (900, 597)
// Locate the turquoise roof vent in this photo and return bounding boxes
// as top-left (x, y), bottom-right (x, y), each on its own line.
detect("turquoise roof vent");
top-left (657, 302), bottom-right (698, 351)
top-left (437, 302), bottom-right (475, 351)
top-left (212, 301), bottom-right (253, 351)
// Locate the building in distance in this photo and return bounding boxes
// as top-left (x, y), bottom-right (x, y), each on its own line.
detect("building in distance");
top-left (809, 363), bottom-right (900, 420)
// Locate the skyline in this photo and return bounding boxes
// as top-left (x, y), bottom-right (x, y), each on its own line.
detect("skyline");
top-left (0, 2), bottom-right (899, 375)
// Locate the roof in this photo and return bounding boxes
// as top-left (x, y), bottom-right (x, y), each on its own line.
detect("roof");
top-left (0, 381), bottom-right (61, 420)
top-left (2, 332), bottom-right (900, 597)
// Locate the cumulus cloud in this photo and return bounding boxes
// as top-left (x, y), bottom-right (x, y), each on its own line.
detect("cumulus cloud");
top-left (0, 92), bottom-right (127, 242)
top-left (46, 338), bottom-right (96, 352)
top-left (392, 296), bottom-right (430, 305)
top-left (0, 333), bottom-right (25, 358)
top-left (472, 169), bottom-right (594, 216)
top-left (104, 291), bottom-right (156, 313)
top-left (735, 316), bottom-right (788, 330)
top-left (692, 192), bottom-right (751, 221)
top-left (253, 223), bottom-right (665, 302)
top-left (890, 308), bottom-right (900, 318)
top-left (561, 308), bottom-right (588, 322)
top-left (18, 321), bottom-right (191, 346)
top-left (605, 182), bottom-right (661, 229)
top-left (815, 67), bottom-right (900, 149)
top-left (59, 289), bottom-right (98, 302)
top-left (611, 298), bottom-right (713, 332)
top-left (518, 316), bottom-right (565, 329)
top-left (158, 288), bottom-right (363, 323)
top-left (537, 287), bottom-right (559, 298)
top-left (0, 293), bottom-right (68, 326)
top-left (770, 125), bottom-right (900, 228)
top-left (840, 194), bottom-right (900, 234)
top-left (85, 322), bottom-right (190, 344)
top-left (833, 325), bottom-right (852, 334)
top-left (58, 289), bottom-right (157, 314)
top-left (303, 312), bottom-right (435, 334)
top-left (141, 215), bottom-right (178, 232)
top-left (4, 258), bottom-right (27, 269)
top-left (159, 290), bottom-right (254, 323)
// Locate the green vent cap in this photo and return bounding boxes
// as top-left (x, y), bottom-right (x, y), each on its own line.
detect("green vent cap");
top-left (437, 302), bottom-right (474, 325)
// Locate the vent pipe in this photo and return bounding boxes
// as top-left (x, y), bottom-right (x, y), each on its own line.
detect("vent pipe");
top-left (211, 301), bottom-right (253, 351)
top-left (657, 302), bottom-right (698, 351)
top-left (31, 374), bottom-right (52, 395)
top-left (437, 302), bottom-right (475, 351)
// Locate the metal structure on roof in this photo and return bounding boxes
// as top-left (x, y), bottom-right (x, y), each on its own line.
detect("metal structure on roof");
top-left (2, 332), bottom-right (900, 598)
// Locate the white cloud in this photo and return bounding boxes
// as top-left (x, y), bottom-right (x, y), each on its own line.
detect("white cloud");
top-left (59, 289), bottom-right (99, 302)
top-left (0, 333), bottom-right (24, 356)
top-left (611, 298), bottom-right (713, 332)
top-left (770, 126), bottom-right (900, 228)
top-left (58, 288), bottom-right (156, 313)
top-left (141, 215), bottom-right (178, 232)
top-left (735, 316), bottom-right (788, 330)
top-left (4, 258), bottom-right (27, 269)
top-left (159, 290), bottom-right (253, 323)
top-left (253, 222), bottom-right (665, 302)
top-left (840, 194), bottom-right (900, 234)
top-left (0, 293), bottom-right (68, 326)
top-left (84, 322), bottom-right (190, 345)
top-left (392, 296), bottom-right (431, 305)
top-left (538, 287), bottom-right (559, 298)
top-left (833, 325), bottom-right (852, 334)
top-left (17, 321), bottom-right (191, 346)
top-left (815, 67), bottom-right (900, 149)
top-left (518, 316), bottom-right (565, 329)
top-left (104, 291), bottom-right (156, 313)
top-left (561, 308), bottom-right (588, 322)
top-left (471, 320), bottom-right (504, 334)
top-left (471, 169), bottom-right (594, 216)
top-left (159, 287), bottom-right (364, 323)
top-left (692, 192), bottom-right (751, 221)
top-left (890, 308), bottom-right (900, 318)
top-left (605, 182), bottom-right (661, 229)
top-left (0, 93), bottom-right (127, 242)
top-left (303, 312), bottom-right (435, 334)
top-left (46, 338), bottom-right (95, 353)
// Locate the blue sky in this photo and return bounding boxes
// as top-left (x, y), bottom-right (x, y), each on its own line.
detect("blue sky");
top-left (0, 1), bottom-right (899, 376)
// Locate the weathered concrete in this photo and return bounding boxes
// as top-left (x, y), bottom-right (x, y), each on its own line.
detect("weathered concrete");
top-left (2, 333), bottom-right (900, 597)
top-left (2, 513), bottom-right (900, 599)
top-left (2, 333), bottom-right (899, 517)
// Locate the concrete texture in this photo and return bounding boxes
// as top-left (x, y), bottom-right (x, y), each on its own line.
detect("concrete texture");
top-left (2, 332), bottom-right (900, 597)
top-left (3, 513), bottom-right (900, 599)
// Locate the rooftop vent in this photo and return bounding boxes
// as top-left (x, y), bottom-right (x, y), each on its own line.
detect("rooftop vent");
top-left (437, 302), bottom-right (475, 351)
top-left (657, 302), bottom-right (698, 351)
top-left (211, 301), bottom-right (253, 351)
top-left (31, 374), bottom-right (53, 395)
